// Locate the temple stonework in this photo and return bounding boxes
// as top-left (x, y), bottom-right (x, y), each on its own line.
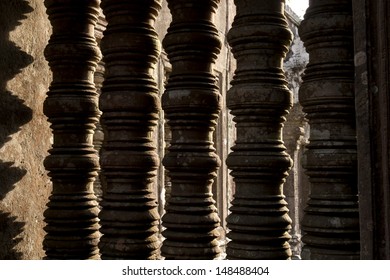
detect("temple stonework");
top-left (0, 0), bottom-right (389, 260)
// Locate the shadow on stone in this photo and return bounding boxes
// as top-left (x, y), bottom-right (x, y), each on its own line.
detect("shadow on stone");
top-left (0, 212), bottom-right (25, 259)
top-left (0, 161), bottom-right (27, 259)
top-left (0, 0), bottom-right (34, 260)
top-left (0, 0), bottom-right (34, 149)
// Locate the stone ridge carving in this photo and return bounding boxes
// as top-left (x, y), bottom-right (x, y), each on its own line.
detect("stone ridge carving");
top-left (92, 15), bottom-right (107, 208)
top-left (161, 0), bottom-right (222, 259)
top-left (225, 0), bottom-right (293, 259)
top-left (299, 0), bottom-right (360, 259)
top-left (92, 60), bottom-right (105, 207)
top-left (43, 0), bottom-right (102, 259)
top-left (98, 0), bottom-right (162, 259)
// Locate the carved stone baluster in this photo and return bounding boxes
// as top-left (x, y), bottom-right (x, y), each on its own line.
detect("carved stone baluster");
top-left (225, 0), bottom-right (293, 259)
top-left (43, 0), bottom-right (101, 259)
top-left (161, 0), bottom-right (222, 259)
top-left (283, 107), bottom-right (306, 259)
top-left (93, 60), bottom-right (105, 207)
top-left (98, 0), bottom-right (162, 259)
top-left (299, 0), bottom-right (360, 259)
top-left (92, 16), bottom-right (107, 208)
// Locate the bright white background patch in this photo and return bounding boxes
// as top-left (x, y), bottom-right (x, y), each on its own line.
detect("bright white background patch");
top-left (286, 0), bottom-right (309, 18)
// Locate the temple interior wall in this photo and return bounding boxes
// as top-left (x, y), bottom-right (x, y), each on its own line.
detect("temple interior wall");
top-left (0, 0), bottom-right (52, 259)
top-left (0, 0), bottom-right (307, 259)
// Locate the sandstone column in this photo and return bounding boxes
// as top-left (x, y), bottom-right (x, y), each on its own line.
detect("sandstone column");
top-left (92, 17), bottom-right (107, 208)
top-left (161, 0), bottom-right (222, 259)
top-left (299, 0), bottom-right (360, 259)
top-left (283, 109), bottom-right (306, 259)
top-left (225, 0), bottom-right (293, 259)
top-left (43, 0), bottom-right (101, 259)
top-left (98, 0), bottom-right (162, 259)
top-left (353, 0), bottom-right (390, 260)
top-left (92, 60), bottom-right (105, 207)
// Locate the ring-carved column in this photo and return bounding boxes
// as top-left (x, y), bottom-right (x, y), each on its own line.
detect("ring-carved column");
top-left (93, 60), bottom-right (105, 207)
top-left (299, 0), bottom-right (360, 259)
top-left (225, 0), bottom-right (293, 259)
top-left (161, 0), bottom-right (222, 259)
top-left (43, 0), bottom-right (101, 259)
top-left (98, 0), bottom-right (162, 259)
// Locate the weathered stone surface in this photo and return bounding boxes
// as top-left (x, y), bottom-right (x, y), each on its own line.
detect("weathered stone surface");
top-left (299, 0), bottom-right (360, 259)
top-left (92, 60), bottom-right (105, 208)
top-left (0, 0), bottom-right (311, 260)
top-left (353, 0), bottom-right (390, 260)
top-left (161, 0), bottom-right (222, 259)
top-left (283, 9), bottom-right (309, 259)
top-left (43, 0), bottom-right (102, 259)
top-left (155, 2), bottom-right (237, 252)
top-left (0, 0), bottom-right (52, 259)
top-left (225, 0), bottom-right (293, 259)
top-left (98, 0), bottom-right (162, 260)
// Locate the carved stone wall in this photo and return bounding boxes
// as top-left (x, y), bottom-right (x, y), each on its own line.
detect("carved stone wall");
top-left (353, 0), bottom-right (390, 259)
top-left (0, 0), bottom-right (307, 259)
top-left (283, 8), bottom-right (309, 259)
top-left (0, 0), bottom-right (52, 259)
top-left (299, 0), bottom-right (360, 259)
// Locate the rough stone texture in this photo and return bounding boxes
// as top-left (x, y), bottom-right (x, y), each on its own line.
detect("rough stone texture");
top-left (353, 0), bottom-right (390, 259)
top-left (283, 8), bottom-right (309, 259)
top-left (161, 0), bottom-right (222, 260)
top-left (43, 0), bottom-right (102, 259)
top-left (98, 0), bottom-right (162, 260)
top-left (299, 0), bottom-right (360, 259)
top-left (0, 0), bottom-right (307, 259)
top-left (0, 0), bottom-right (52, 259)
top-left (154, 1), bottom-right (236, 254)
top-left (225, 0), bottom-right (293, 259)
top-left (2, 0), bottom-right (389, 261)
